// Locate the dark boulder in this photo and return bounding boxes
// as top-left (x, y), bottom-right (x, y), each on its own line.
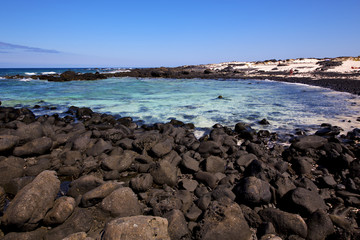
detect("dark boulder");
top-left (164, 209), bottom-right (190, 240)
top-left (258, 208), bottom-right (307, 238)
top-left (306, 209), bottom-right (334, 240)
top-left (233, 176), bottom-right (272, 205)
top-left (150, 160), bottom-right (178, 187)
top-left (2, 170), bottom-right (60, 231)
top-left (198, 141), bottom-right (222, 157)
top-left (0, 135), bottom-right (20, 154)
top-left (291, 135), bottom-right (327, 151)
top-left (0, 156), bottom-right (25, 187)
top-left (13, 137), bottom-right (52, 157)
top-left (130, 173), bottom-right (153, 192)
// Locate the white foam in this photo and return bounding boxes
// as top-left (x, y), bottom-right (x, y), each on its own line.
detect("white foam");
top-left (25, 72), bottom-right (36, 76)
top-left (41, 71), bottom-right (57, 75)
top-left (19, 78), bottom-right (33, 82)
top-left (100, 69), bottom-right (131, 74)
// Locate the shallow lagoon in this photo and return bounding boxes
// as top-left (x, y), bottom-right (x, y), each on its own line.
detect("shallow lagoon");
top-left (1, 77), bottom-right (360, 136)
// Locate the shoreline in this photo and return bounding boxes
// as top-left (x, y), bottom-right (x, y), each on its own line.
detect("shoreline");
top-left (0, 105), bottom-right (359, 239)
top-left (3, 57), bottom-right (360, 95)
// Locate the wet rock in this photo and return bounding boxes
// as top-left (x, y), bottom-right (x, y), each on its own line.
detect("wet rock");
top-left (0, 156), bottom-right (25, 187)
top-left (150, 160), bottom-right (178, 187)
top-left (291, 135), bottom-right (327, 151)
top-left (13, 137), bottom-right (52, 157)
top-left (259, 208), bottom-right (307, 238)
top-left (67, 175), bottom-right (104, 199)
top-left (102, 215), bottom-right (170, 240)
top-left (259, 118), bottom-right (270, 125)
top-left (233, 176), bottom-right (272, 205)
top-left (151, 138), bottom-right (173, 157)
top-left (306, 209), bottom-right (334, 240)
top-left (0, 135), bottom-right (19, 153)
top-left (283, 187), bottom-right (327, 216)
top-left (205, 156), bottom-right (225, 173)
top-left (76, 107), bottom-right (93, 119)
top-left (196, 198), bottom-right (252, 240)
top-left (44, 208), bottom-right (92, 240)
top-left (2, 228), bottom-right (47, 240)
top-left (81, 181), bottom-right (122, 207)
top-left (195, 171), bottom-right (218, 189)
top-left (86, 138), bottom-right (112, 156)
top-left (164, 209), bottom-right (190, 240)
top-left (100, 187), bottom-right (142, 217)
top-left (130, 173), bottom-right (153, 192)
top-left (2, 170), bottom-right (60, 231)
top-left (43, 196), bottom-right (76, 225)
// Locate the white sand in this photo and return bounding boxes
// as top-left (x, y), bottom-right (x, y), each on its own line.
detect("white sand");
top-left (205, 57), bottom-right (360, 76)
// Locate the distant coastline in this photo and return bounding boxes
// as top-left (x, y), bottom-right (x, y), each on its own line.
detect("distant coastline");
top-left (2, 56), bottom-right (360, 95)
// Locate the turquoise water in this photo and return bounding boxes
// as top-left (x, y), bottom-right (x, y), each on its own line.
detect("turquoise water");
top-left (1, 77), bottom-right (360, 136)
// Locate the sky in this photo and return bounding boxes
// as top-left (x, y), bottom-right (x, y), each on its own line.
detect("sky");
top-left (1, 0), bottom-right (360, 68)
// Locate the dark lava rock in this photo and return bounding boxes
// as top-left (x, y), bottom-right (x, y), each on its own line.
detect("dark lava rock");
top-left (2, 170), bottom-right (60, 231)
top-left (233, 176), bottom-right (272, 205)
top-left (259, 118), bottom-right (270, 125)
top-left (196, 198), bottom-right (252, 240)
top-left (164, 209), bottom-right (190, 240)
top-left (13, 137), bottom-right (52, 157)
top-left (181, 155), bottom-right (200, 173)
top-left (150, 160), bottom-right (178, 187)
top-left (0, 156), bottom-right (25, 187)
top-left (0, 135), bottom-right (20, 154)
top-left (43, 208), bottom-right (92, 240)
top-left (291, 135), bottom-right (327, 151)
top-left (86, 138), bottom-right (112, 156)
top-left (101, 150), bottom-right (137, 172)
top-left (258, 208), bottom-right (307, 238)
top-left (132, 131), bottom-right (161, 152)
top-left (205, 156), bottom-right (225, 173)
top-left (151, 138), bottom-right (173, 158)
top-left (283, 187), bottom-right (327, 216)
top-left (306, 209), bottom-right (334, 240)
top-left (130, 173), bottom-right (153, 192)
top-left (81, 181), bottom-right (122, 207)
top-left (100, 187), bottom-right (142, 217)
top-left (67, 175), bottom-right (104, 199)
top-left (195, 171), bottom-right (218, 189)
top-left (43, 196), bottom-right (76, 225)
top-left (102, 215), bottom-right (170, 240)
top-left (197, 141), bottom-right (222, 157)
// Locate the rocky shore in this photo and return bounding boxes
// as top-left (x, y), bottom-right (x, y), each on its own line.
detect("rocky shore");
top-left (0, 105), bottom-right (359, 239)
top-left (4, 57), bottom-right (360, 95)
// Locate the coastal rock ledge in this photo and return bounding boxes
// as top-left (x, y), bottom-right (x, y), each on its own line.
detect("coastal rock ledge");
top-left (0, 105), bottom-right (359, 239)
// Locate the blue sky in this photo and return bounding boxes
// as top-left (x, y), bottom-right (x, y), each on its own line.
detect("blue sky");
top-left (1, 0), bottom-right (360, 67)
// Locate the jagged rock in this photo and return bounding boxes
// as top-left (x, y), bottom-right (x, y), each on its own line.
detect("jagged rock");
top-left (13, 137), bottom-right (52, 157)
top-left (205, 156), bottom-right (225, 173)
top-left (196, 198), bottom-right (252, 240)
top-left (2, 170), bottom-right (60, 231)
top-left (181, 155), bottom-right (200, 172)
top-left (150, 160), bottom-right (177, 187)
top-left (306, 209), bottom-right (334, 240)
top-left (132, 131), bottom-right (161, 152)
top-left (2, 228), bottom-right (47, 240)
top-left (130, 173), bottom-right (153, 192)
top-left (86, 138), bottom-right (112, 156)
top-left (102, 215), bottom-right (170, 240)
top-left (0, 156), bottom-right (25, 187)
top-left (100, 187), bottom-right (142, 217)
top-left (151, 138), bottom-right (173, 157)
top-left (81, 181), bottom-right (122, 207)
top-left (101, 150), bottom-right (137, 172)
top-left (43, 196), bottom-right (76, 225)
top-left (195, 171), bottom-right (218, 189)
top-left (44, 208), bottom-right (92, 240)
top-left (164, 209), bottom-right (190, 240)
top-left (258, 208), bottom-right (307, 238)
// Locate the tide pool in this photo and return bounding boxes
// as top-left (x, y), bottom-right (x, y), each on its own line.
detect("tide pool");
top-left (1, 77), bottom-right (360, 136)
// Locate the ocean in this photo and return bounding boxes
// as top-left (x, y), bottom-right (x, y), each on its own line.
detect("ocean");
top-left (1, 68), bottom-right (360, 138)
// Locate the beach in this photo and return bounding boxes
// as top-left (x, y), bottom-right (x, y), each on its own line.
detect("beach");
top-left (1, 57), bottom-right (360, 239)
